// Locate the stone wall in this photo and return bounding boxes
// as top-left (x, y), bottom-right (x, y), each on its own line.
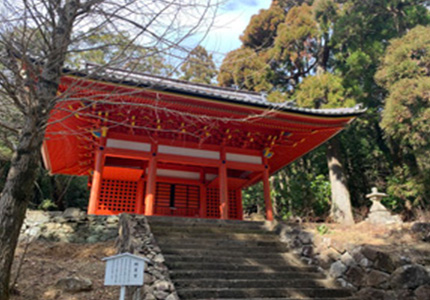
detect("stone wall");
top-left (21, 208), bottom-right (118, 243)
top-left (273, 222), bottom-right (430, 300)
top-left (117, 214), bottom-right (178, 300)
top-left (21, 210), bottom-right (178, 300)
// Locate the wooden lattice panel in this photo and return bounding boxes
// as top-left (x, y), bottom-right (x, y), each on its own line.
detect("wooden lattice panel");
top-left (228, 189), bottom-right (239, 219)
top-left (97, 179), bottom-right (138, 214)
top-left (206, 188), bottom-right (241, 219)
top-left (154, 182), bottom-right (200, 217)
top-left (206, 188), bottom-right (220, 218)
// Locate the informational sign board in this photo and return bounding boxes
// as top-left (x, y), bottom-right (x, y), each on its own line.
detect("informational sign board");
top-left (103, 253), bottom-right (148, 286)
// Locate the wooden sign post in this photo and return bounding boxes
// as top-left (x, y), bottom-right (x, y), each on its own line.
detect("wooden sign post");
top-left (103, 253), bottom-right (149, 300)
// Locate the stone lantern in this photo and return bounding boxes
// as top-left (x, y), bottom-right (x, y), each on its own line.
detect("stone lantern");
top-left (365, 187), bottom-right (402, 225)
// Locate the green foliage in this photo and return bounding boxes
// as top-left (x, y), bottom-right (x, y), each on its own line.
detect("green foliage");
top-left (31, 169), bottom-right (90, 210)
top-left (38, 199), bottom-right (58, 211)
top-left (295, 73), bottom-right (355, 109)
top-left (376, 26), bottom-right (430, 208)
top-left (381, 78), bottom-right (430, 156)
top-left (266, 90), bottom-right (290, 103)
top-left (316, 224), bottom-right (330, 235)
top-left (231, 0), bottom-right (430, 221)
top-left (218, 48), bottom-right (273, 92)
top-left (180, 46), bottom-right (217, 84)
top-left (269, 3), bottom-right (319, 84)
top-left (310, 174), bottom-right (331, 217)
top-left (375, 26), bottom-right (430, 87)
top-left (242, 182), bottom-right (264, 215)
top-left (240, 4), bottom-right (285, 50)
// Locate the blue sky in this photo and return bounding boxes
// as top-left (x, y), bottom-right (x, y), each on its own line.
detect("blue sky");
top-left (199, 0), bottom-right (271, 63)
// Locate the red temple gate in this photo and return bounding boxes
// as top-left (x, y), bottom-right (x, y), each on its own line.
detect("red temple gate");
top-left (41, 67), bottom-right (364, 220)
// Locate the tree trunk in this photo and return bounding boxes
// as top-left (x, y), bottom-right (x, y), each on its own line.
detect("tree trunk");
top-left (0, 116), bottom-right (48, 300)
top-left (0, 2), bottom-right (79, 298)
top-left (326, 136), bottom-right (354, 225)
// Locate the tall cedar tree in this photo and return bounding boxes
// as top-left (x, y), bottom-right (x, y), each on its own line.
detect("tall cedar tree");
top-left (218, 0), bottom-right (430, 223)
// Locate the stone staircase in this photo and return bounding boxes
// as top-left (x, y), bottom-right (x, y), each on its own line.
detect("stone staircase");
top-left (148, 216), bottom-right (357, 300)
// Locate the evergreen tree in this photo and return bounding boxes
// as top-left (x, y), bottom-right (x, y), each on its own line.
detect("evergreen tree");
top-left (376, 25), bottom-right (430, 211)
top-left (180, 46), bottom-right (217, 84)
top-left (219, 0), bottom-right (430, 223)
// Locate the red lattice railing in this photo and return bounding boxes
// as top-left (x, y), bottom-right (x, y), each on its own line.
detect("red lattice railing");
top-left (97, 179), bottom-right (138, 214)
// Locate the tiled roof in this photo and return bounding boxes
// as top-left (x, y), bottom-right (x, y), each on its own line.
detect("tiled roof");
top-left (65, 65), bottom-right (366, 117)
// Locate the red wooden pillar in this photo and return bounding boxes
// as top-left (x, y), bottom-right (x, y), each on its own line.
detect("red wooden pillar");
top-left (263, 159), bottom-right (274, 221)
top-left (88, 148), bottom-right (104, 215)
top-left (219, 148), bottom-right (229, 219)
top-left (87, 147), bottom-right (103, 215)
top-left (88, 128), bottom-right (108, 215)
top-left (200, 170), bottom-right (207, 218)
top-left (144, 144), bottom-right (158, 216)
top-left (135, 178), bottom-right (145, 214)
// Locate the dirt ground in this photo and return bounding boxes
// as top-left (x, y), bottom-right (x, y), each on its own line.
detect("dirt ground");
top-left (9, 221), bottom-right (430, 300)
top-left (303, 221), bottom-right (430, 263)
top-left (10, 241), bottom-right (119, 300)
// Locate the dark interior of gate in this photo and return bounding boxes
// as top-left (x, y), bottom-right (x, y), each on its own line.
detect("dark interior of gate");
top-left (95, 156), bottom-right (243, 219)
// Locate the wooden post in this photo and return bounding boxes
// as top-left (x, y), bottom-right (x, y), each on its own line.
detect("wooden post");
top-left (219, 147), bottom-right (229, 219)
top-left (144, 144), bottom-right (158, 216)
top-left (262, 160), bottom-right (274, 221)
top-left (199, 170), bottom-right (207, 218)
top-left (135, 178), bottom-right (145, 214)
top-left (236, 189), bottom-right (243, 220)
top-left (88, 147), bottom-right (104, 215)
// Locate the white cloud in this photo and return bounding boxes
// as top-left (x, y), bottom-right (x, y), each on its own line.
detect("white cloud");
top-left (195, 0), bottom-right (272, 64)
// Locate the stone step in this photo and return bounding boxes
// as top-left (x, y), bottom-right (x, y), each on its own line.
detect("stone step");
top-left (192, 298), bottom-right (359, 300)
top-left (159, 243), bottom-right (290, 254)
top-left (150, 224), bottom-right (277, 235)
top-left (156, 237), bottom-right (286, 248)
top-left (170, 270), bottom-right (326, 280)
top-left (163, 254), bottom-right (304, 266)
top-left (174, 279), bottom-right (336, 289)
top-left (177, 288), bottom-right (353, 299)
top-left (147, 216), bottom-right (265, 229)
top-left (160, 248), bottom-right (296, 258)
top-left (165, 261), bottom-right (318, 272)
top-left (151, 227), bottom-right (279, 240)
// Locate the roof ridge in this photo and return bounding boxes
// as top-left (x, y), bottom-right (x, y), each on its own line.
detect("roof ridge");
top-left (84, 63), bottom-right (264, 97)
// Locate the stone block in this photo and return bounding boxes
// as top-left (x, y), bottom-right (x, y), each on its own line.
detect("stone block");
top-left (26, 210), bottom-right (50, 224)
top-left (298, 231), bottom-right (313, 244)
top-left (63, 208), bottom-right (82, 219)
top-left (165, 292), bottom-right (180, 300)
top-left (390, 264), bottom-right (430, 290)
top-left (415, 284), bottom-right (430, 299)
top-left (365, 270), bottom-right (390, 288)
top-left (329, 261), bottom-right (347, 278)
top-left (341, 252), bottom-right (356, 267)
top-left (55, 276), bottom-right (92, 293)
top-left (301, 245), bottom-right (313, 257)
top-left (374, 251), bottom-right (396, 273)
top-left (153, 290), bottom-right (169, 299)
top-left (361, 246), bottom-right (378, 261)
top-left (345, 265), bottom-right (365, 287)
top-left (357, 287), bottom-right (387, 300)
